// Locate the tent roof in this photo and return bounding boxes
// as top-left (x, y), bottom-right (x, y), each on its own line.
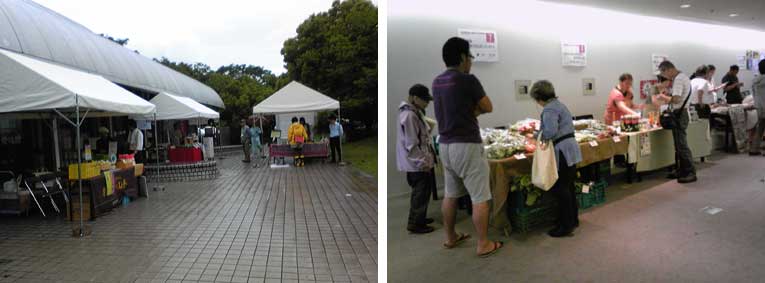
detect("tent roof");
top-left (252, 81), bottom-right (339, 114)
top-left (0, 49), bottom-right (156, 115)
top-left (0, 0), bottom-right (223, 108)
top-left (136, 92), bottom-right (219, 120)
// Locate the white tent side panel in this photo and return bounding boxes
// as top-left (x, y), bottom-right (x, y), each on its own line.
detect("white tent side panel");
top-left (0, 49), bottom-right (155, 115)
top-left (275, 112), bottom-right (316, 137)
top-left (252, 81), bottom-right (339, 114)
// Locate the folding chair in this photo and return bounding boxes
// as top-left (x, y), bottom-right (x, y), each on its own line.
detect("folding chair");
top-left (23, 172), bottom-right (68, 217)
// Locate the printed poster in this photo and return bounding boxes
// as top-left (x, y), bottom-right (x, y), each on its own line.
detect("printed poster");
top-left (561, 41), bottom-right (586, 67)
top-left (457, 29), bottom-right (498, 62)
top-left (652, 54), bottom-right (669, 75)
top-left (640, 133), bottom-right (651, 156)
top-left (640, 79), bottom-right (659, 100)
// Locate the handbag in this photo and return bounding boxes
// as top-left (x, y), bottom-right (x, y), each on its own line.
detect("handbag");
top-left (294, 135), bottom-right (305, 144)
top-left (660, 87), bottom-right (692, 129)
top-left (532, 132), bottom-right (558, 191)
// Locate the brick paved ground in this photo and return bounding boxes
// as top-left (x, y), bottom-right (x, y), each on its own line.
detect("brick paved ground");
top-left (0, 157), bottom-right (377, 283)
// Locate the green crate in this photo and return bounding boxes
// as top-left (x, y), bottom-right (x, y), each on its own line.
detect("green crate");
top-left (576, 180), bottom-right (607, 210)
top-left (507, 191), bottom-right (558, 234)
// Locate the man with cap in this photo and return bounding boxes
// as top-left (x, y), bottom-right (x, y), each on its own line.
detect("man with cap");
top-left (397, 84), bottom-right (437, 234)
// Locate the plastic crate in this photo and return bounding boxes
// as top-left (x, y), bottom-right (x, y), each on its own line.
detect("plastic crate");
top-left (576, 180), bottom-right (607, 210)
top-left (507, 190), bottom-right (558, 234)
top-left (68, 162), bottom-right (100, 180)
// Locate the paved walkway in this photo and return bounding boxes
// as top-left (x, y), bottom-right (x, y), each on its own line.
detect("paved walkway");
top-left (0, 157), bottom-right (377, 283)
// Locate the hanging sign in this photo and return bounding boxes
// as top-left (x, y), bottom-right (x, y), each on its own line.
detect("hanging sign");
top-left (458, 29), bottom-right (499, 62)
top-left (652, 54), bottom-right (669, 75)
top-left (561, 41), bottom-right (586, 67)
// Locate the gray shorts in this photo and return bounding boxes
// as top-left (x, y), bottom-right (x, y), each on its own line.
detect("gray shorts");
top-left (439, 143), bottom-right (491, 204)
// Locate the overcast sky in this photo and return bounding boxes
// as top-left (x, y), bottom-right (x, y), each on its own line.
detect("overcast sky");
top-left (34, 0), bottom-right (377, 75)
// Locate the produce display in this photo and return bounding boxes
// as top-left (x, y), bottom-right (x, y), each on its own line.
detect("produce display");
top-left (482, 118), bottom-right (622, 160)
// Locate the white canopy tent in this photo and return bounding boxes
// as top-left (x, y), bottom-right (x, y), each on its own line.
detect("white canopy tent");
top-left (0, 48), bottom-right (156, 236)
top-left (252, 81), bottom-right (339, 114)
top-left (132, 91), bottom-right (220, 173)
top-left (253, 81), bottom-right (340, 140)
top-left (252, 81), bottom-right (341, 165)
top-left (135, 92), bottom-right (219, 121)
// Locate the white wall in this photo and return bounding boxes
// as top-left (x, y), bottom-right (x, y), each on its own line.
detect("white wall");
top-left (387, 0), bottom-right (765, 196)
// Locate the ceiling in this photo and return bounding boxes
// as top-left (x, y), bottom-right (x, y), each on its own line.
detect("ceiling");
top-left (543, 0), bottom-right (765, 32)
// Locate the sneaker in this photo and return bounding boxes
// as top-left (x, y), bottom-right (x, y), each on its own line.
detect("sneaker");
top-left (425, 218), bottom-right (435, 225)
top-left (678, 175), bottom-right (697, 183)
top-left (407, 225), bottom-right (435, 234)
top-left (548, 227), bottom-right (574, 238)
top-left (750, 152), bottom-right (762, 156)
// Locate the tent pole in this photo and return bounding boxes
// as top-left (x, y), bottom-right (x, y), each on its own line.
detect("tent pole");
top-left (53, 118), bottom-right (61, 170)
top-left (154, 113), bottom-right (159, 179)
top-left (76, 94), bottom-right (84, 237)
top-left (337, 108), bottom-right (343, 165)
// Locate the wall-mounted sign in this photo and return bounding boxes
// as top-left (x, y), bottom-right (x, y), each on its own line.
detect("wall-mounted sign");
top-left (652, 54), bottom-right (669, 75)
top-left (458, 29), bottom-right (498, 62)
top-left (561, 41), bottom-right (586, 67)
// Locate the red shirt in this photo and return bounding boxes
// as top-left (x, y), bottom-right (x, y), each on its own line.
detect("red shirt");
top-left (604, 87), bottom-right (626, 125)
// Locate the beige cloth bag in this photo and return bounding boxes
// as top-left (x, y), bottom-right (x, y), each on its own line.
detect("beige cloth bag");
top-left (532, 133), bottom-right (558, 191)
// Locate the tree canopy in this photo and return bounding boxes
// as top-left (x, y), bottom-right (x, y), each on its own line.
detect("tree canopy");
top-left (281, 0), bottom-right (378, 130)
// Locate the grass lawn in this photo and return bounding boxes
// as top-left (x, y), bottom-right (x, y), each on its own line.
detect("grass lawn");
top-left (342, 136), bottom-right (377, 178)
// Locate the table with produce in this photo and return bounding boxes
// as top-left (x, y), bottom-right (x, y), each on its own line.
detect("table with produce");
top-left (482, 119), bottom-right (628, 227)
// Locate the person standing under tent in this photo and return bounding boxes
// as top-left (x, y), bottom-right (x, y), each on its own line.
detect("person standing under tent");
top-left (250, 119), bottom-right (263, 164)
top-left (241, 119), bottom-right (251, 163)
top-left (328, 114), bottom-right (344, 163)
top-left (128, 120), bottom-right (145, 163)
top-left (288, 117), bottom-right (308, 167)
top-left (300, 117), bottom-right (312, 142)
top-left (397, 84), bottom-right (436, 234)
top-left (199, 119), bottom-right (217, 160)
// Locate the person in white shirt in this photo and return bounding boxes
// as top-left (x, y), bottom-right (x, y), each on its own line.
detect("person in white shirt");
top-left (656, 61), bottom-right (697, 183)
top-left (128, 120), bottom-right (145, 163)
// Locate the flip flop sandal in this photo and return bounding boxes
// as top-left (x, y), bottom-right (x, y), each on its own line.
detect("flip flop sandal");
top-left (442, 233), bottom-right (471, 249)
top-left (477, 241), bottom-right (504, 258)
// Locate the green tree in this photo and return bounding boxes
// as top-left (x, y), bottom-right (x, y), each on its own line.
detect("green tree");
top-left (281, 0), bottom-right (377, 134)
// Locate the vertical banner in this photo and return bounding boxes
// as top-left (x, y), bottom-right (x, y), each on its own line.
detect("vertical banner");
top-left (652, 54), bottom-right (669, 75)
top-left (561, 41), bottom-right (587, 67)
top-left (457, 29), bottom-right (499, 62)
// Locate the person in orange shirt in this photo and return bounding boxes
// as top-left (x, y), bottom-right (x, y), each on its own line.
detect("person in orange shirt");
top-left (288, 117), bottom-right (308, 167)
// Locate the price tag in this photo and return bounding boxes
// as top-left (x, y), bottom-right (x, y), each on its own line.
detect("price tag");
top-left (589, 140), bottom-right (599, 147)
top-left (613, 136), bottom-right (621, 143)
top-left (514, 153), bottom-right (526, 160)
top-left (582, 184), bottom-right (590, 194)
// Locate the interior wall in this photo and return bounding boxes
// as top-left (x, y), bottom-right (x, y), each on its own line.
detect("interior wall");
top-left (387, 0), bottom-right (765, 196)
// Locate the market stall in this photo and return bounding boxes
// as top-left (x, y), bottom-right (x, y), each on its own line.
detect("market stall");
top-left (132, 92), bottom-right (220, 181)
top-left (622, 119), bottom-right (712, 182)
top-left (482, 119), bottom-right (627, 228)
top-left (252, 81), bottom-right (339, 164)
top-left (0, 49), bottom-right (156, 235)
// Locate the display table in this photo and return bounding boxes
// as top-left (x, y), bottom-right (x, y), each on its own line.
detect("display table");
top-left (67, 167), bottom-right (137, 221)
top-left (488, 136), bottom-right (628, 227)
top-left (621, 120), bottom-right (711, 182)
top-left (269, 142), bottom-right (329, 159)
top-left (168, 147), bottom-right (203, 163)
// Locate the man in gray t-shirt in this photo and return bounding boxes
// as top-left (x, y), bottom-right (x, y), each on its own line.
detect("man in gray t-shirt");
top-left (432, 37), bottom-right (502, 257)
